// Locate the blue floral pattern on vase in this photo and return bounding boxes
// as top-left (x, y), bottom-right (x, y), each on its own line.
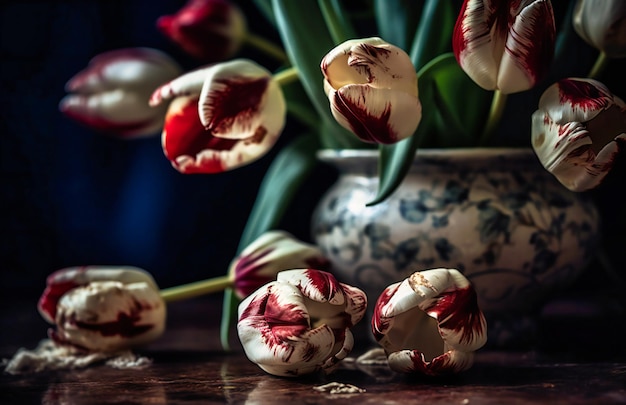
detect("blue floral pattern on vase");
top-left (311, 149), bottom-right (600, 317)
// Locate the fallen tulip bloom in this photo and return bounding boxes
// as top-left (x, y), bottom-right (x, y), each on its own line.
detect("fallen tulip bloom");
top-left (229, 230), bottom-right (331, 299)
top-left (573, 0), bottom-right (626, 58)
top-left (150, 59), bottom-right (286, 174)
top-left (237, 269), bottom-right (367, 377)
top-left (157, 0), bottom-right (246, 62)
top-left (531, 78), bottom-right (626, 192)
top-left (320, 37), bottom-right (421, 144)
top-left (38, 266), bottom-right (166, 352)
top-left (372, 268), bottom-right (487, 376)
top-left (59, 48), bottom-right (182, 138)
top-left (453, 0), bottom-right (556, 94)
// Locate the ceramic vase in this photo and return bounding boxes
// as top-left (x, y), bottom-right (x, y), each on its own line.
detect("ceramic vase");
top-left (311, 148), bottom-right (600, 344)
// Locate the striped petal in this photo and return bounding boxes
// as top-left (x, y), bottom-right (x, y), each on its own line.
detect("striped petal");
top-left (237, 269), bottom-right (367, 377)
top-left (156, 0), bottom-right (246, 62)
top-left (59, 48), bottom-right (182, 138)
top-left (321, 37), bottom-right (421, 144)
top-left (228, 230), bottom-right (331, 299)
top-left (531, 78), bottom-right (626, 191)
top-left (453, 0), bottom-right (555, 94)
top-left (372, 268), bottom-right (487, 376)
top-left (38, 266), bottom-right (158, 323)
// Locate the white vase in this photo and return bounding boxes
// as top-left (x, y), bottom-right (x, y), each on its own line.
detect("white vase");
top-left (311, 148), bottom-right (600, 343)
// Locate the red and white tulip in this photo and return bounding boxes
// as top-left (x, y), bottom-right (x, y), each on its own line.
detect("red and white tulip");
top-left (531, 78), bottom-right (626, 192)
top-left (157, 0), bottom-right (246, 62)
top-left (150, 59), bottom-right (286, 174)
top-left (320, 37), bottom-right (421, 144)
top-left (229, 230), bottom-right (331, 299)
top-left (372, 268), bottom-right (487, 376)
top-left (237, 269), bottom-right (367, 377)
top-left (453, 0), bottom-right (556, 94)
top-left (59, 48), bottom-right (182, 138)
top-left (38, 266), bottom-right (166, 352)
top-left (573, 0), bottom-right (626, 58)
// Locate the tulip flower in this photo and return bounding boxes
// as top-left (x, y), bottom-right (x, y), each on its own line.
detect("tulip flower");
top-left (320, 37), bottom-right (422, 144)
top-left (157, 0), bottom-right (246, 62)
top-left (573, 0), bottom-right (626, 59)
top-left (159, 230), bottom-right (331, 301)
top-left (372, 268), bottom-right (487, 376)
top-left (531, 78), bottom-right (626, 192)
top-left (38, 266), bottom-right (166, 352)
top-left (452, 0), bottom-right (556, 94)
top-left (237, 269), bottom-right (367, 377)
top-left (149, 59), bottom-right (286, 174)
top-left (59, 48), bottom-right (182, 138)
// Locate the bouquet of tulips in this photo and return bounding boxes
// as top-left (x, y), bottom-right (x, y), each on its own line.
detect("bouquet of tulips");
top-left (16, 0), bottom-right (624, 377)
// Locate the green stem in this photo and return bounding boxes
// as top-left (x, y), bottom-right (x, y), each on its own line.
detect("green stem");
top-left (479, 90), bottom-right (508, 146)
top-left (587, 52), bottom-right (608, 79)
top-left (243, 32), bottom-right (289, 63)
top-left (273, 66), bottom-right (299, 86)
top-left (160, 275), bottom-right (233, 303)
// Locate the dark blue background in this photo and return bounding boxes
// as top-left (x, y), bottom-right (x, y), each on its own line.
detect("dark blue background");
top-left (0, 0), bottom-right (334, 302)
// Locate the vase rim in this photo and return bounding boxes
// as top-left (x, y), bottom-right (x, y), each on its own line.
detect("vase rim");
top-left (317, 147), bottom-right (535, 160)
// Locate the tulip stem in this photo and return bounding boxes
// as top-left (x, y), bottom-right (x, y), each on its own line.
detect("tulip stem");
top-left (160, 275), bottom-right (234, 303)
top-left (479, 90), bottom-right (508, 146)
top-left (587, 52), bottom-right (608, 79)
top-left (273, 67), bottom-right (299, 86)
top-left (244, 32), bottom-right (289, 63)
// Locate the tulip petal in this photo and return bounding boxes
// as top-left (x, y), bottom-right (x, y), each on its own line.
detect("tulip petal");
top-left (61, 48), bottom-right (182, 138)
top-left (573, 0), bottom-right (626, 58)
top-left (156, 0), bottom-right (246, 62)
top-left (229, 231), bottom-right (330, 299)
top-left (497, 0), bottom-right (555, 93)
top-left (149, 66), bottom-right (213, 106)
top-left (387, 349), bottom-right (475, 376)
top-left (453, 0), bottom-right (555, 94)
top-left (537, 78), bottom-right (614, 124)
top-left (161, 93), bottom-right (279, 174)
top-left (198, 59), bottom-right (286, 141)
top-left (52, 280), bottom-right (166, 352)
top-left (330, 85), bottom-right (421, 144)
top-left (277, 269), bottom-right (344, 305)
top-left (531, 78), bottom-right (626, 191)
top-left (372, 268), bottom-right (487, 376)
top-left (38, 266), bottom-right (159, 324)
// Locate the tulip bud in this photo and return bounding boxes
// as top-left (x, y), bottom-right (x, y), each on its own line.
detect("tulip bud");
top-left (38, 266), bottom-right (166, 352)
top-left (573, 0), bottom-right (626, 58)
top-left (453, 0), bottom-right (556, 94)
top-left (150, 59), bottom-right (286, 174)
top-left (229, 230), bottom-right (331, 299)
top-left (372, 268), bottom-right (487, 376)
top-left (531, 78), bottom-right (626, 192)
top-left (320, 37), bottom-right (421, 144)
top-left (59, 48), bottom-right (182, 138)
top-left (157, 0), bottom-right (247, 62)
top-left (237, 269), bottom-right (367, 377)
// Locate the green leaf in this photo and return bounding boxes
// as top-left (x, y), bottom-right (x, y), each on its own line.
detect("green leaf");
top-left (237, 133), bottom-right (321, 251)
top-left (219, 288), bottom-right (238, 351)
top-left (318, 0), bottom-right (358, 44)
top-left (409, 0), bottom-right (456, 70)
top-left (272, 0), bottom-right (354, 147)
top-left (374, 0), bottom-right (424, 50)
top-left (252, 0), bottom-right (276, 26)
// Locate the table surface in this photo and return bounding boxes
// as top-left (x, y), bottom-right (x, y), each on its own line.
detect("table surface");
top-left (2, 295), bottom-right (626, 405)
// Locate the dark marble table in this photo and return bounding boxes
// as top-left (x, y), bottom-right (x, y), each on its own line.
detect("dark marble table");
top-left (2, 295), bottom-right (625, 404)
